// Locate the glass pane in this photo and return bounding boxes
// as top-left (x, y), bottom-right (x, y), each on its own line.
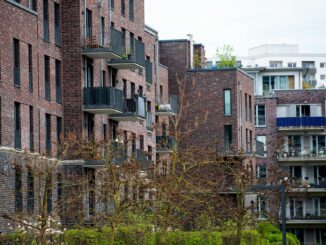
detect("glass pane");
top-left (224, 90), bottom-right (231, 115)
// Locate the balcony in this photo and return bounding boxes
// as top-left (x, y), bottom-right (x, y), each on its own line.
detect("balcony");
top-left (278, 148), bottom-right (326, 163)
top-left (110, 95), bottom-right (146, 121)
top-left (83, 87), bottom-right (124, 114)
top-left (276, 117), bottom-right (326, 130)
top-left (82, 27), bottom-right (123, 60)
top-left (145, 60), bottom-right (152, 85)
top-left (155, 95), bottom-right (178, 116)
top-left (287, 208), bottom-right (326, 224)
top-left (136, 149), bottom-right (153, 170)
top-left (108, 39), bottom-right (145, 70)
top-left (156, 136), bottom-right (175, 153)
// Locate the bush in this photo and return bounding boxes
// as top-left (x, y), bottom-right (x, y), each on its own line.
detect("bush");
top-left (164, 231), bottom-right (222, 245)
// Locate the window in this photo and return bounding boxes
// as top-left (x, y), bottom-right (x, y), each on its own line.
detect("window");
top-left (43, 0), bottom-right (49, 41)
top-left (103, 123), bottom-right (107, 141)
top-left (321, 63), bottom-right (326, 68)
top-left (46, 174), bottom-right (52, 214)
top-left (28, 44), bottom-right (33, 91)
top-left (148, 146), bottom-right (152, 161)
top-left (46, 114), bottom-right (51, 154)
top-left (224, 125), bottom-right (232, 151)
top-left (123, 79), bottom-right (127, 98)
top-left (85, 9), bottom-right (92, 38)
top-left (224, 89), bottom-right (231, 116)
top-left (288, 62), bottom-right (296, 68)
top-left (129, 0), bottom-right (134, 20)
top-left (29, 0), bottom-right (37, 11)
top-left (245, 93), bottom-right (248, 120)
top-left (302, 61), bottom-right (315, 68)
top-left (269, 61), bottom-right (283, 67)
top-left (102, 70), bottom-right (106, 87)
top-left (15, 167), bottom-right (22, 212)
top-left (54, 3), bottom-right (61, 46)
top-left (100, 17), bottom-right (105, 46)
top-left (256, 136), bottom-right (267, 158)
top-left (255, 105), bottom-right (266, 127)
top-left (57, 174), bottom-right (62, 213)
top-left (13, 38), bottom-right (20, 86)
top-left (296, 105), bottom-right (310, 117)
top-left (162, 160), bottom-right (167, 176)
top-left (131, 82), bottom-right (135, 96)
top-left (0, 97), bottom-right (1, 145)
top-left (14, 102), bottom-right (21, 149)
top-left (321, 75), bottom-right (326, 80)
top-left (30, 106), bottom-right (34, 151)
top-left (249, 95), bottom-right (252, 122)
top-left (27, 169), bottom-right (34, 213)
top-left (131, 133), bottom-right (136, 155)
top-left (121, 0), bottom-right (125, 15)
top-left (122, 28), bottom-right (126, 54)
top-left (44, 56), bottom-right (50, 100)
top-left (57, 117), bottom-right (62, 144)
top-left (256, 165), bottom-right (267, 179)
top-left (140, 135), bottom-right (144, 150)
top-left (246, 129), bottom-right (252, 153)
top-left (130, 32), bottom-right (135, 55)
top-left (84, 112), bottom-right (94, 141)
top-left (55, 60), bottom-right (61, 103)
top-left (110, 0), bottom-right (114, 10)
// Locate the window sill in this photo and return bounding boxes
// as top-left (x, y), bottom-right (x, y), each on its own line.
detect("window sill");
top-left (6, 0), bottom-right (37, 15)
top-left (14, 84), bottom-right (21, 88)
top-left (255, 125), bottom-right (267, 128)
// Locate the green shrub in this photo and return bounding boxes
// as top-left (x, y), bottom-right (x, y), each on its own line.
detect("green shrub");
top-left (164, 231), bottom-right (222, 245)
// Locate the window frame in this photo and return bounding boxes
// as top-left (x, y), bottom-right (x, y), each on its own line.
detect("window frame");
top-left (255, 104), bottom-right (266, 127)
top-left (223, 89), bottom-right (232, 116)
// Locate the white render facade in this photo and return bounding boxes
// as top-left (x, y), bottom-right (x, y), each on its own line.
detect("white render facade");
top-left (239, 44), bottom-right (326, 88)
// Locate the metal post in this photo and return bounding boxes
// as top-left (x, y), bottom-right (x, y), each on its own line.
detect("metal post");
top-left (280, 184), bottom-right (286, 245)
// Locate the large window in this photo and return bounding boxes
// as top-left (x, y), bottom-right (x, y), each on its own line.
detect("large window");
top-left (224, 125), bottom-right (232, 151)
top-left (121, 0), bottom-right (125, 15)
top-left (255, 105), bottom-right (266, 127)
top-left (129, 0), bottom-right (134, 20)
top-left (55, 60), bottom-right (61, 103)
top-left (28, 44), bottom-right (33, 91)
top-left (30, 106), bottom-right (34, 151)
top-left (44, 55), bottom-right (50, 100)
top-left (54, 3), bottom-right (61, 46)
top-left (224, 89), bottom-right (231, 116)
top-left (262, 76), bottom-right (294, 95)
top-left (256, 135), bottom-right (267, 157)
top-left (256, 165), bottom-right (267, 179)
top-left (15, 167), bottom-right (22, 212)
top-left (85, 9), bottom-right (92, 38)
top-left (13, 38), bottom-right (20, 86)
top-left (43, 0), bottom-right (49, 41)
top-left (14, 102), bottom-right (21, 149)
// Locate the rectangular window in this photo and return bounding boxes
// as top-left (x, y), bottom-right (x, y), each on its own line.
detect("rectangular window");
top-left (288, 62), bottom-right (297, 68)
top-left (43, 0), bottom-right (49, 41)
top-left (44, 56), bottom-right (50, 100)
top-left (131, 133), bottom-right (136, 155)
top-left (27, 169), bottom-right (34, 213)
top-left (15, 167), bottom-right (22, 212)
top-left (129, 0), bottom-right (134, 20)
top-left (321, 75), bottom-right (326, 80)
top-left (256, 135), bottom-right (267, 158)
top-left (57, 117), bottom-right (62, 144)
top-left (130, 32), bottom-right (135, 55)
top-left (123, 79), bottom-right (127, 98)
top-left (14, 102), bottom-right (21, 149)
top-left (84, 112), bottom-right (94, 141)
top-left (103, 123), bottom-right (107, 141)
top-left (28, 44), bottom-right (33, 91)
top-left (55, 60), bottom-right (61, 103)
top-left (269, 61), bottom-right (283, 67)
top-left (54, 3), bottom-right (61, 46)
top-left (102, 70), bottom-right (106, 87)
top-left (46, 114), bottom-right (51, 154)
top-left (0, 97), bottom-right (2, 145)
top-left (13, 38), bottom-right (20, 86)
top-left (162, 160), bottom-right (167, 176)
top-left (224, 89), bottom-right (231, 116)
top-left (121, 0), bottom-right (125, 15)
top-left (85, 9), bottom-right (92, 38)
top-left (255, 105), bottom-right (266, 127)
top-left (46, 174), bottom-right (52, 213)
top-left (57, 174), bottom-right (62, 213)
top-left (131, 82), bottom-right (135, 97)
top-left (224, 125), bottom-right (232, 151)
top-left (100, 17), bottom-right (105, 46)
top-left (30, 106), bottom-right (34, 152)
top-left (256, 165), bottom-right (267, 179)
top-left (122, 28), bottom-right (126, 54)
top-left (321, 63), bottom-right (325, 68)
top-left (245, 93), bottom-right (248, 121)
top-left (148, 146), bottom-right (152, 161)
top-left (110, 0), bottom-right (114, 10)
top-left (249, 95), bottom-right (252, 122)
top-left (140, 135), bottom-right (144, 150)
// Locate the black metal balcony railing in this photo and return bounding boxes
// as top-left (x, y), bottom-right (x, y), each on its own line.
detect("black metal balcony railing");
top-left (145, 60), bottom-right (152, 84)
top-left (110, 95), bottom-right (146, 121)
top-left (291, 179), bottom-right (326, 188)
top-left (146, 112), bottom-right (152, 131)
top-left (277, 117), bottom-right (326, 128)
top-left (15, 130), bottom-right (21, 149)
top-left (43, 20), bottom-right (49, 42)
top-left (288, 208), bottom-right (326, 221)
top-left (156, 136), bottom-right (175, 152)
top-left (14, 67), bottom-right (20, 86)
top-left (108, 39), bottom-right (145, 69)
top-left (55, 24), bottom-right (61, 46)
top-left (83, 87), bottom-right (124, 114)
top-left (29, 71), bottom-right (33, 91)
top-left (83, 28), bottom-right (123, 59)
top-left (156, 95), bottom-right (178, 115)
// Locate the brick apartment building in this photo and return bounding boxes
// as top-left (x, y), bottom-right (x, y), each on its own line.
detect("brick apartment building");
top-left (159, 39), bottom-right (256, 157)
top-left (244, 65), bottom-right (326, 244)
top-left (0, 0), bottom-right (174, 231)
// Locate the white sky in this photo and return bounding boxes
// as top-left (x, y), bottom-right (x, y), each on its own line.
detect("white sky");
top-left (145, 0), bottom-right (326, 58)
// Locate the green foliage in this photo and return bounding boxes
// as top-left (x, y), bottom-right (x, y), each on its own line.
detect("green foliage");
top-left (163, 231), bottom-right (222, 245)
top-left (216, 45), bottom-right (237, 68)
top-left (222, 230), bottom-right (268, 245)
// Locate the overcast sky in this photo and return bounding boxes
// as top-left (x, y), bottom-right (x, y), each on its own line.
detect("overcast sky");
top-left (145, 0), bottom-right (326, 58)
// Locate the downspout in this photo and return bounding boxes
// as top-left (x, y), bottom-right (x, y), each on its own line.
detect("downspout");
top-left (187, 34), bottom-right (194, 70)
